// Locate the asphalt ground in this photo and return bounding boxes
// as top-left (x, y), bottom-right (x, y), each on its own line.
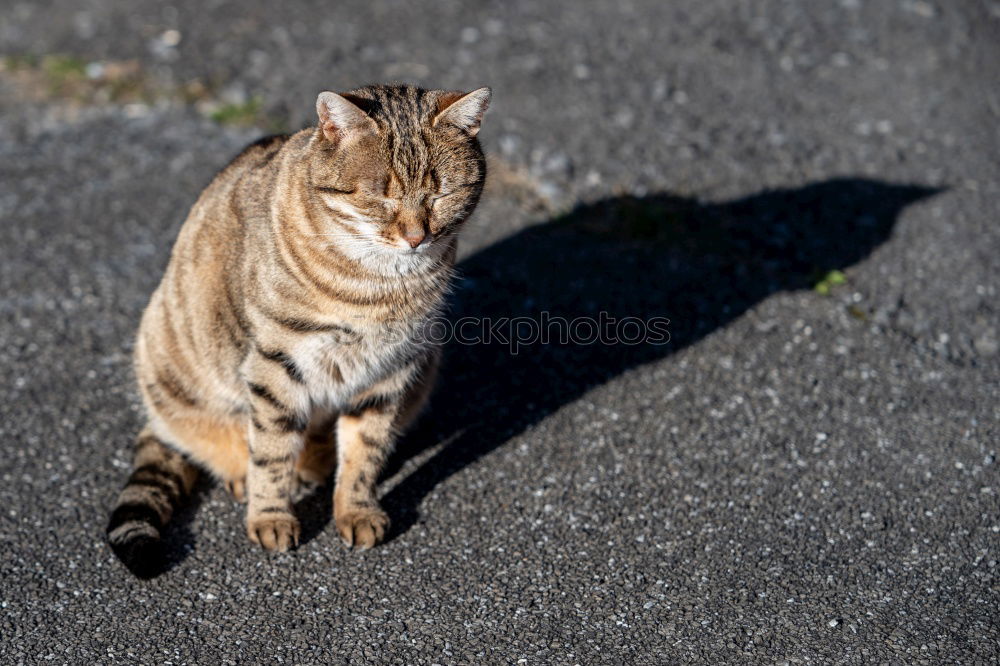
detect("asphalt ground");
top-left (0, 1), bottom-right (997, 663)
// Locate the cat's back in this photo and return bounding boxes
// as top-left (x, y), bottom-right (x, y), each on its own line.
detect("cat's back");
top-left (136, 132), bottom-right (301, 396)
top-left (172, 131), bottom-right (305, 256)
top-left (220, 133), bottom-right (291, 179)
top-left (203, 133), bottom-right (293, 204)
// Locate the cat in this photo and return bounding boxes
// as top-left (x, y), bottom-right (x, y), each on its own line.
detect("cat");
top-left (106, 84), bottom-right (491, 572)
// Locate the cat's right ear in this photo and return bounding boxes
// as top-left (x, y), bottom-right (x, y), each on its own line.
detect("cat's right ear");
top-left (316, 92), bottom-right (376, 146)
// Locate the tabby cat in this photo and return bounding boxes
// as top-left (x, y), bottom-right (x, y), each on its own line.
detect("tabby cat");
top-left (106, 84), bottom-right (491, 571)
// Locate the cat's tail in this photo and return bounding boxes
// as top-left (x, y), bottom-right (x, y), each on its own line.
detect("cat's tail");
top-left (106, 428), bottom-right (198, 578)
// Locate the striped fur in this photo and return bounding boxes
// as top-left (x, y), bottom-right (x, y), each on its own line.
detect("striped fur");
top-left (107, 84), bottom-right (490, 569)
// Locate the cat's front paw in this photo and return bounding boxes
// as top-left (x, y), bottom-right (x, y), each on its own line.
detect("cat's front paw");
top-left (247, 512), bottom-right (300, 552)
top-left (335, 504), bottom-right (390, 550)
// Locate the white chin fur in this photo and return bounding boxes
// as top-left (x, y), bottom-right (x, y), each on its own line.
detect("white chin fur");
top-left (367, 241), bottom-right (443, 275)
top-left (334, 225), bottom-right (441, 276)
top-left (320, 197), bottom-right (443, 275)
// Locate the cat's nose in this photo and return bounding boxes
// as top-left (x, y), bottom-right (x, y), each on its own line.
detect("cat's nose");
top-left (403, 230), bottom-right (426, 248)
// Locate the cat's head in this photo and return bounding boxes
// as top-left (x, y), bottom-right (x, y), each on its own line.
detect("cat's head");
top-left (305, 84), bottom-right (490, 266)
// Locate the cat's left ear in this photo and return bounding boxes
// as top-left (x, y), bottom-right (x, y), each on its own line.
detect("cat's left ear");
top-left (432, 87), bottom-right (492, 136)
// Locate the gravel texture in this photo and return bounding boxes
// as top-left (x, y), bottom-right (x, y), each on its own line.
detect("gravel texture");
top-left (1, 1), bottom-right (997, 663)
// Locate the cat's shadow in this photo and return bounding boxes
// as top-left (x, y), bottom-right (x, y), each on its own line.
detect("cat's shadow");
top-left (145, 177), bottom-right (939, 569)
top-left (377, 177), bottom-right (941, 540)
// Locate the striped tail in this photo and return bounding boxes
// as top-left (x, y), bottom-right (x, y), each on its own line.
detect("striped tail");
top-left (106, 429), bottom-right (198, 578)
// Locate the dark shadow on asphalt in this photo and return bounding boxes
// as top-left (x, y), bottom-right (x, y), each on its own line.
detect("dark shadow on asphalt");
top-left (380, 178), bottom-right (941, 541)
top-left (295, 480), bottom-right (334, 545)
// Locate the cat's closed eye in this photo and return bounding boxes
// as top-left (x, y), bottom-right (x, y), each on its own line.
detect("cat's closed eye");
top-left (316, 185), bottom-right (356, 195)
top-left (431, 182), bottom-right (475, 203)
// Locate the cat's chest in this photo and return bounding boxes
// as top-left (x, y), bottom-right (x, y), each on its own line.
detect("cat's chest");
top-left (291, 325), bottom-right (422, 407)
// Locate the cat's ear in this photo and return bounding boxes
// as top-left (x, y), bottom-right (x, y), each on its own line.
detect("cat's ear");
top-left (316, 91), bottom-right (376, 145)
top-left (432, 87), bottom-right (492, 136)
